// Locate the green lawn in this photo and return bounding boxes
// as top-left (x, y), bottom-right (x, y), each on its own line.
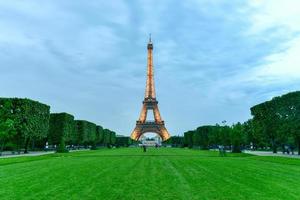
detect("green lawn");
top-left (0, 148), bottom-right (299, 200)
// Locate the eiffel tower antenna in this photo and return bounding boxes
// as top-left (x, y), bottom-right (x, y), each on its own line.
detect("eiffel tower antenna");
top-left (130, 37), bottom-right (171, 141)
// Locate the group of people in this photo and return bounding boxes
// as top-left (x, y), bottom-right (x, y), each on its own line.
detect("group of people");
top-left (218, 145), bottom-right (226, 157)
top-left (283, 144), bottom-right (295, 155)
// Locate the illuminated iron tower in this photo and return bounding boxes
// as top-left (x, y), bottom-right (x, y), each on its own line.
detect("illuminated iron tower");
top-left (130, 37), bottom-right (171, 141)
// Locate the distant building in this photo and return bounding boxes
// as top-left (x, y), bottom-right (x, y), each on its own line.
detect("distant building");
top-left (139, 134), bottom-right (162, 146)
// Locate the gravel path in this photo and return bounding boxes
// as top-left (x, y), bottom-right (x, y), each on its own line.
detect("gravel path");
top-left (0, 151), bottom-right (55, 158)
top-left (0, 149), bottom-right (90, 159)
top-left (245, 150), bottom-right (300, 159)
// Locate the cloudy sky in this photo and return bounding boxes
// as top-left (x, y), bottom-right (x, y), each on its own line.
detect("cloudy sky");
top-left (0, 0), bottom-right (300, 136)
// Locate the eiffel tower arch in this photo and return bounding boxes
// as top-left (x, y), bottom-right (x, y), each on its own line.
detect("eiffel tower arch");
top-left (130, 37), bottom-right (171, 141)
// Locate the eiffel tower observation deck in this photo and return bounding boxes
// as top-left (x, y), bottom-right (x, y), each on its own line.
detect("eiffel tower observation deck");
top-left (130, 37), bottom-right (171, 141)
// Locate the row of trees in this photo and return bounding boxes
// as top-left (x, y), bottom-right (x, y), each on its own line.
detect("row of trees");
top-left (115, 136), bottom-right (136, 147)
top-left (251, 91), bottom-right (300, 154)
top-left (182, 124), bottom-right (246, 153)
top-left (0, 98), bottom-right (50, 154)
top-left (48, 113), bottom-right (117, 152)
top-left (0, 98), bottom-right (117, 154)
top-left (176, 91), bottom-right (300, 154)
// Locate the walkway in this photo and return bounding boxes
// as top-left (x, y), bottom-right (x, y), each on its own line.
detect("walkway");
top-left (245, 150), bottom-right (300, 159)
top-left (0, 151), bottom-right (55, 158)
top-left (0, 149), bottom-right (90, 159)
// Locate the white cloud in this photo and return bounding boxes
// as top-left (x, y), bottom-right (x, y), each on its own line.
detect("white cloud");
top-left (253, 37), bottom-right (300, 81)
top-left (243, 0), bottom-right (300, 84)
top-left (249, 0), bottom-right (300, 33)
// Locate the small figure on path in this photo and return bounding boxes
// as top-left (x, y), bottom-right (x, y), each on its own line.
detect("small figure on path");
top-left (284, 145), bottom-right (290, 154)
top-left (218, 145), bottom-right (226, 157)
top-left (45, 142), bottom-right (49, 152)
top-left (143, 145), bottom-right (147, 152)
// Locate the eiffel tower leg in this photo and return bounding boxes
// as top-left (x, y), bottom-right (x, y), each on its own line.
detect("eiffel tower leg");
top-left (138, 104), bottom-right (147, 122)
top-left (131, 126), bottom-right (142, 141)
top-left (159, 126), bottom-right (171, 141)
top-left (153, 104), bottom-right (162, 122)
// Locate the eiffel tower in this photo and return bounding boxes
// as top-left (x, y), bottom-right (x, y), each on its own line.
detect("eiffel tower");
top-left (130, 37), bottom-right (171, 141)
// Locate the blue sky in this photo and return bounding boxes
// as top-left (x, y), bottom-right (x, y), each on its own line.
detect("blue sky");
top-left (0, 0), bottom-right (300, 136)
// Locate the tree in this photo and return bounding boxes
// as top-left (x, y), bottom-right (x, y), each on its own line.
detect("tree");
top-left (116, 136), bottom-right (131, 147)
top-left (251, 91), bottom-right (300, 153)
top-left (219, 125), bottom-right (231, 147)
top-left (110, 131), bottom-right (116, 146)
top-left (0, 98), bottom-right (50, 153)
top-left (231, 123), bottom-right (244, 153)
top-left (48, 113), bottom-right (75, 147)
top-left (0, 101), bottom-right (16, 155)
top-left (195, 126), bottom-right (211, 150)
top-left (251, 100), bottom-right (281, 153)
top-left (184, 131), bottom-right (194, 148)
top-left (74, 120), bottom-right (97, 148)
top-left (276, 92), bottom-right (300, 154)
top-left (56, 138), bottom-right (68, 153)
top-left (96, 126), bottom-right (104, 146)
top-left (103, 129), bottom-right (116, 147)
top-left (163, 136), bottom-right (184, 147)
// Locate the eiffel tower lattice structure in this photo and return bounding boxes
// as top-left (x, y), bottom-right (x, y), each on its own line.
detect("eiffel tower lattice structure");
top-left (130, 37), bottom-right (171, 141)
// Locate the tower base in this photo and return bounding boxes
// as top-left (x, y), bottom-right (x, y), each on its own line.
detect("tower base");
top-left (131, 121), bottom-right (171, 141)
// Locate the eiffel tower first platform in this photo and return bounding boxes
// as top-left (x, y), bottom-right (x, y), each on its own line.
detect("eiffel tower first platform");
top-left (130, 37), bottom-right (171, 141)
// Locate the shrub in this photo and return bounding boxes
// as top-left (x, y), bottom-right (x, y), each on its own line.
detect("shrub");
top-left (74, 120), bottom-right (97, 147)
top-left (0, 98), bottom-right (50, 153)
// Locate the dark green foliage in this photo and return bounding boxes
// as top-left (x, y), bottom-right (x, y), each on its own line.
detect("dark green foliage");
top-left (48, 113), bottom-right (75, 146)
top-left (184, 131), bottom-right (194, 148)
top-left (56, 139), bottom-right (68, 153)
top-left (163, 136), bottom-right (184, 147)
top-left (251, 91), bottom-right (300, 154)
top-left (96, 126), bottom-right (104, 146)
top-left (0, 101), bottom-right (16, 155)
top-left (0, 97), bottom-right (118, 152)
top-left (194, 126), bottom-right (213, 149)
top-left (0, 98), bottom-right (50, 153)
top-left (251, 100), bottom-right (281, 153)
top-left (243, 119), bottom-right (266, 149)
top-left (110, 131), bottom-right (116, 145)
top-left (185, 125), bottom-right (233, 150)
top-left (183, 91), bottom-right (300, 154)
top-left (116, 136), bottom-right (131, 147)
top-left (231, 123), bottom-right (245, 153)
top-left (74, 120), bottom-right (97, 147)
top-left (102, 129), bottom-right (116, 147)
top-left (103, 129), bottom-right (110, 146)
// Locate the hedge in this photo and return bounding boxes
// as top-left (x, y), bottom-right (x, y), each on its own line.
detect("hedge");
top-left (103, 129), bottom-right (116, 146)
top-left (75, 120), bottom-right (97, 146)
top-left (0, 98), bottom-right (50, 153)
top-left (48, 113), bottom-right (75, 146)
top-left (96, 125), bottom-right (104, 145)
top-left (116, 136), bottom-right (132, 147)
top-left (0, 97), bottom-right (118, 152)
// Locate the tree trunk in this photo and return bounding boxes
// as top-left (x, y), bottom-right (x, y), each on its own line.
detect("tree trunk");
top-left (24, 137), bottom-right (30, 154)
top-left (0, 140), bottom-right (5, 156)
top-left (298, 139), bottom-right (300, 155)
top-left (31, 139), bottom-right (35, 150)
top-left (273, 146), bottom-right (277, 153)
top-left (271, 138), bottom-right (277, 153)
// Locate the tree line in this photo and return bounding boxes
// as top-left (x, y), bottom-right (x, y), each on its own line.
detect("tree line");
top-left (166, 91), bottom-right (300, 154)
top-left (0, 98), bottom-right (117, 154)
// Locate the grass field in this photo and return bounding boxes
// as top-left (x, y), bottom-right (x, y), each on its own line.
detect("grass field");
top-left (0, 148), bottom-right (299, 200)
